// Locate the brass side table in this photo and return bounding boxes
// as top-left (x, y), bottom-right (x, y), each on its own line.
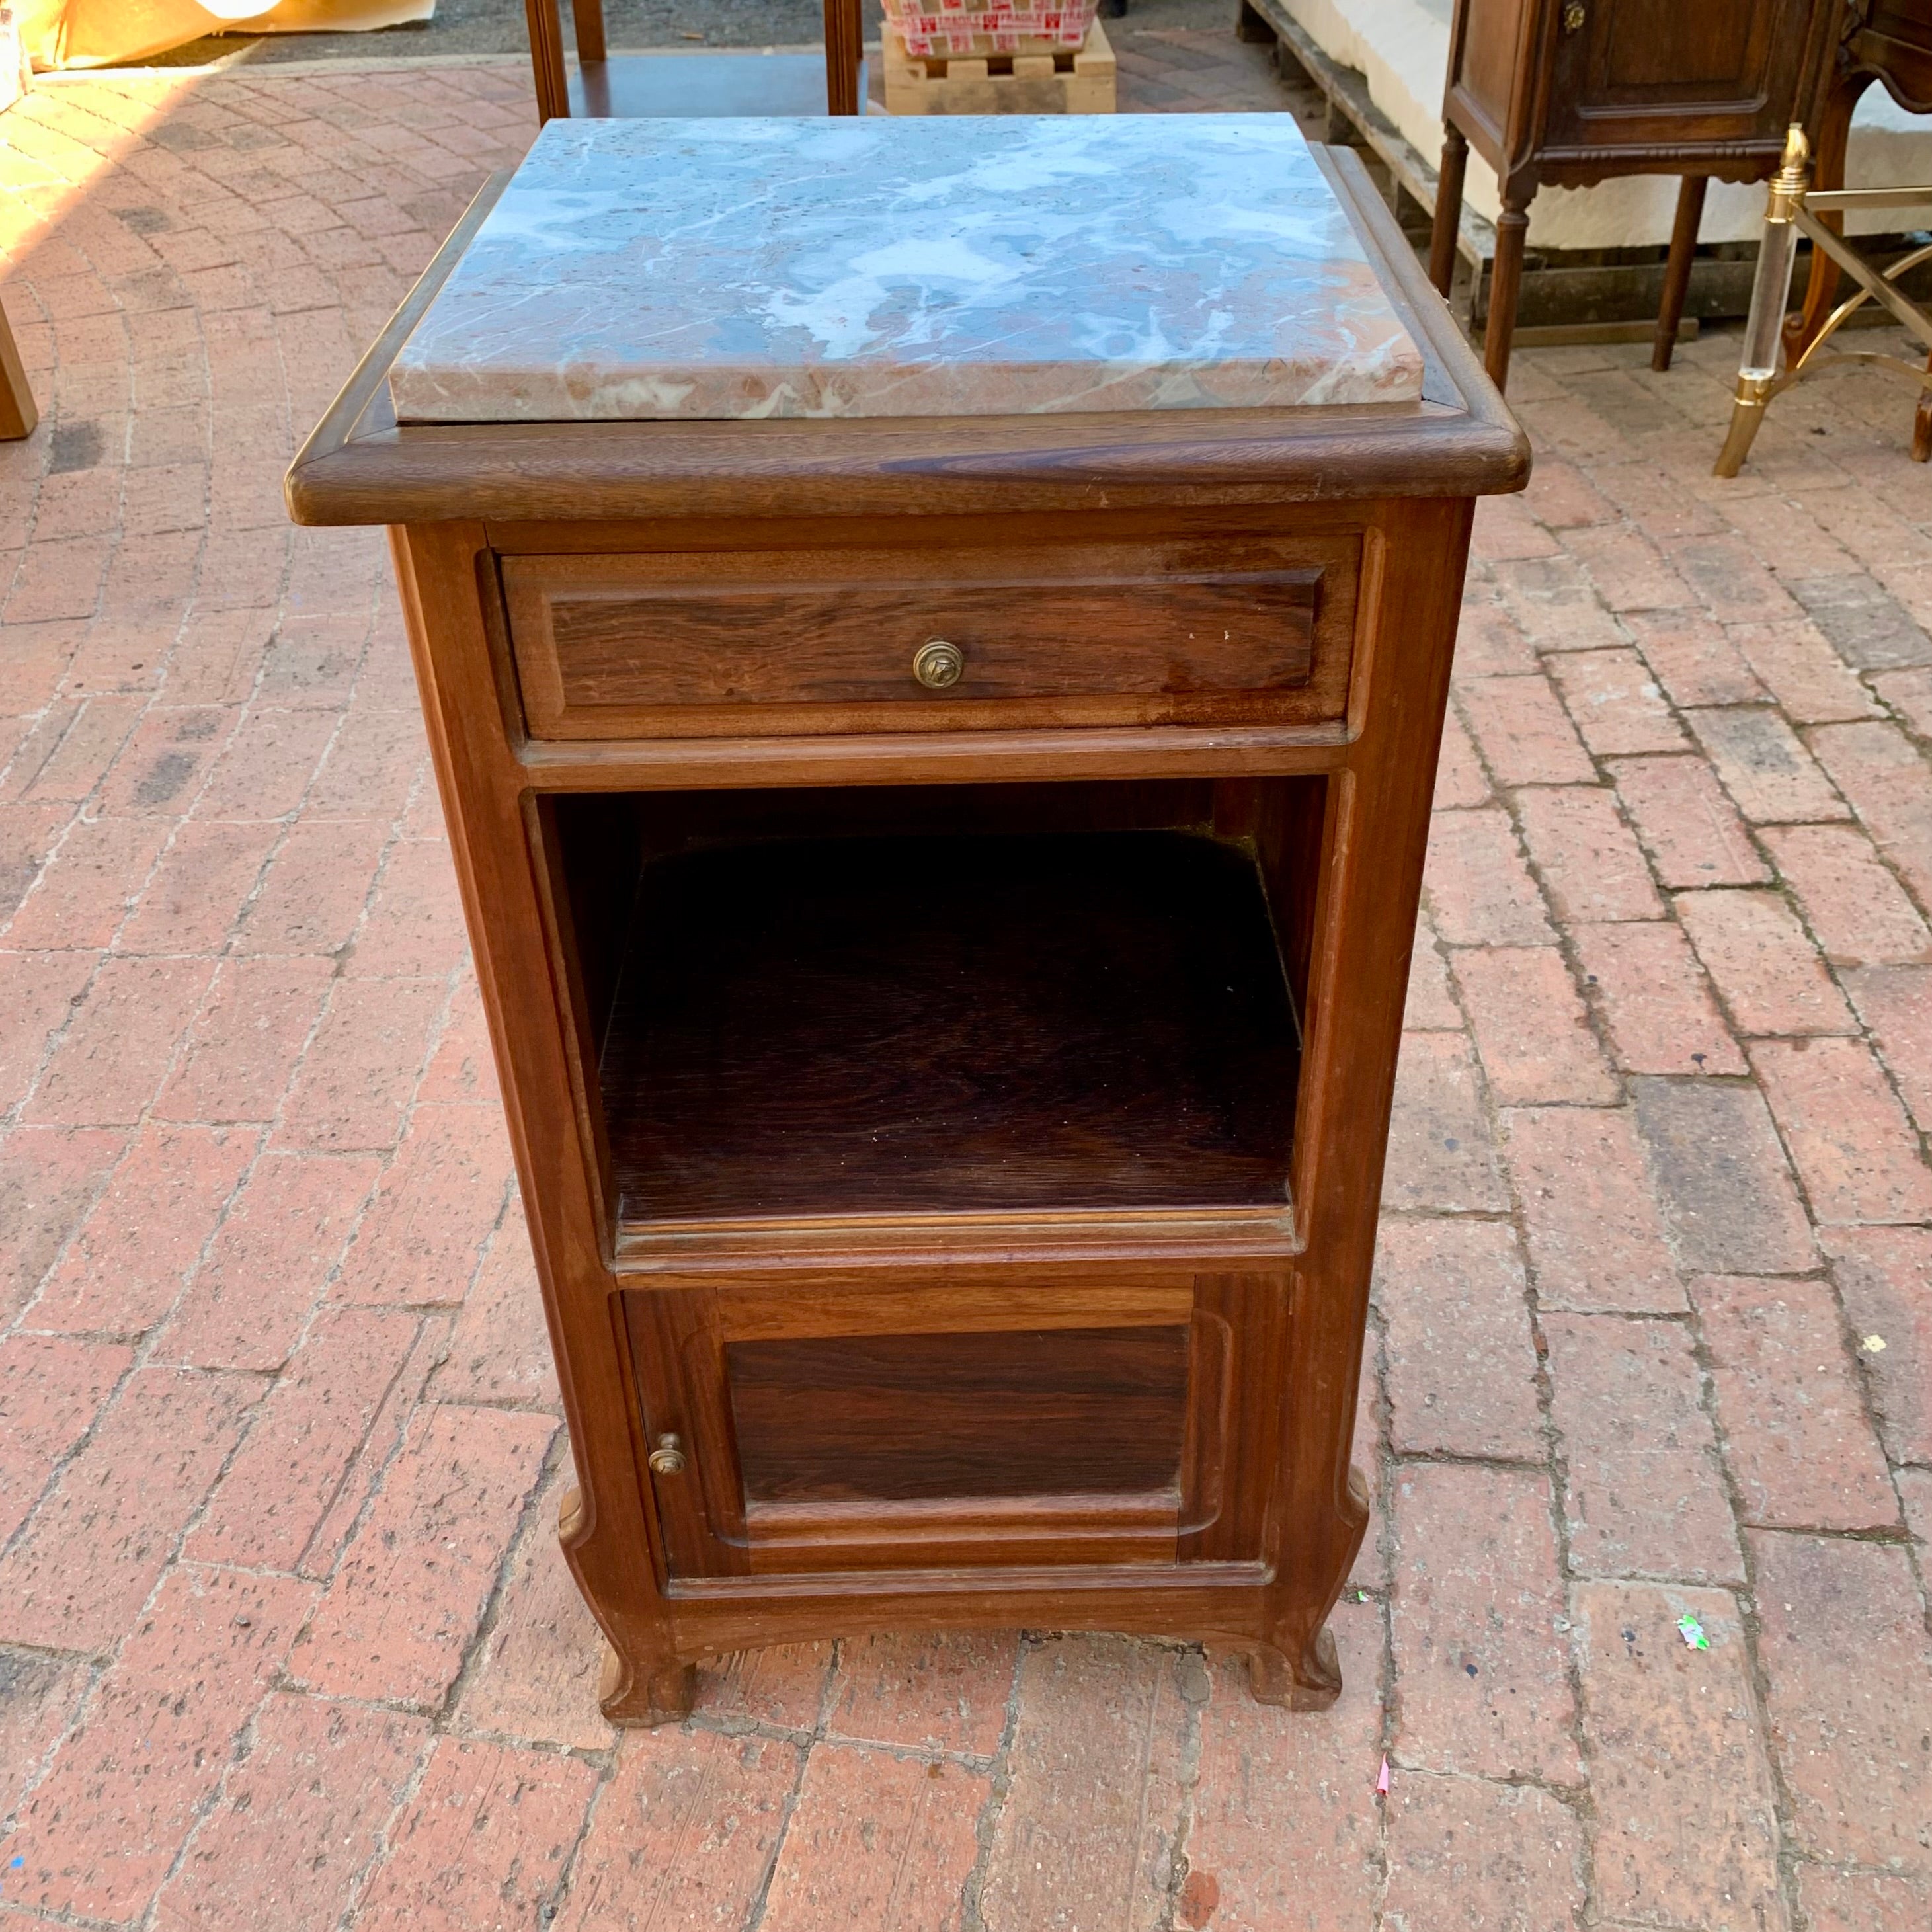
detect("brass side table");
top-left (1714, 122), bottom-right (1932, 473)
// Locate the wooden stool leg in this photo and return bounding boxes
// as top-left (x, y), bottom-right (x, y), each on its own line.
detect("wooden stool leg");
top-left (1484, 197), bottom-right (1531, 391)
top-left (523, 0), bottom-right (571, 121)
top-left (1913, 350), bottom-right (1932, 464)
top-left (0, 300), bottom-right (36, 442)
top-left (1429, 126), bottom-right (1468, 299)
top-left (1652, 174), bottom-right (1707, 372)
top-left (824, 0), bottom-right (863, 114)
top-left (570, 0), bottom-right (606, 65)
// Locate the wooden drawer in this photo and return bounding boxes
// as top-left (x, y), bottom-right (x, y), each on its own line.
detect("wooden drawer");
top-left (500, 534), bottom-right (1361, 739)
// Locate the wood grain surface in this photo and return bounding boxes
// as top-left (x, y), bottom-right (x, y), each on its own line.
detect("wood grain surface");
top-left (500, 534), bottom-right (1356, 740)
top-left (727, 1324), bottom-right (1191, 1502)
top-left (509, 557), bottom-right (1319, 722)
top-left (600, 829), bottom-right (1301, 1225)
top-left (313, 143), bottom-right (1521, 1720)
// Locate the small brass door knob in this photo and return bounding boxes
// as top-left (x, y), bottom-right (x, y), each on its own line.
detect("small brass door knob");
top-left (1561, 1), bottom-right (1585, 28)
top-left (912, 639), bottom-right (965, 689)
top-left (647, 1433), bottom-right (686, 1475)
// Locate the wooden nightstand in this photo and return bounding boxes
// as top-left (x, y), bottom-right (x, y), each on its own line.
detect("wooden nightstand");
top-left (286, 118), bottom-right (1526, 1724)
top-left (1428, 0), bottom-right (1843, 383)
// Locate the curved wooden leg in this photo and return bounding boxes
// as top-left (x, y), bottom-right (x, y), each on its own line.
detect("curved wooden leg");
top-left (1248, 1621), bottom-right (1344, 1711)
top-left (557, 1485), bottom-right (693, 1728)
top-left (1785, 77), bottom-right (1865, 361)
top-left (1250, 1461), bottom-right (1369, 1711)
top-left (1653, 174), bottom-right (1707, 372)
top-left (0, 300), bottom-right (36, 441)
top-left (598, 1642), bottom-right (698, 1727)
top-left (1429, 126), bottom-right (1469, 299)
top-left (1484, 197), bottom-right (1531, 391)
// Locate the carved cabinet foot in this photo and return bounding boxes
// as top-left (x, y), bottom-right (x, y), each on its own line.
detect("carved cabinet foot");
top-left (1248, 1623), bottom-right (1344, 1711)
top-left (598, 1642), bottom-right (697, 1727)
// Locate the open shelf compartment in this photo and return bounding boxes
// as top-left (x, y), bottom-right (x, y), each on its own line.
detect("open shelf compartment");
top-left (539, 778), bottom-right (1327, 1238)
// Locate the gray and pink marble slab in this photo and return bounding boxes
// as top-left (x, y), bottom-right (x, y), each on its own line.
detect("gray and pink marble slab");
top-left (389, 114), bottom-right (1426, 423)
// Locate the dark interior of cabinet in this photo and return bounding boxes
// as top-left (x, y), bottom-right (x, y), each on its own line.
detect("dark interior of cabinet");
top-left (542, 778), bottom-right (1326, 1228)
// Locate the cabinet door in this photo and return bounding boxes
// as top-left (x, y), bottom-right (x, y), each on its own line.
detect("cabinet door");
top-left (1543, 0), bottom-right (1814, 157)
top-left (621, 1276), bottom-right (1275, 1579)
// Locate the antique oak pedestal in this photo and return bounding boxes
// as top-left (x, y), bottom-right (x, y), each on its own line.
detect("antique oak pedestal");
top-left (286, 118), bottom-right (1525, 1723)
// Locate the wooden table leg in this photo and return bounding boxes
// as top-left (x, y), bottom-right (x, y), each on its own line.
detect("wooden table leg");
top-left (1652, 173), bottom-right (1707, 372)
top-left (1429, 126), bottom-right (1467, 299)
top-left (571, 0), bottom-right (606, 65)
top-left (524, 0), bottom-right (571, 121)
top-left (0, 300), bottom-right (35, 442)
top-left (1914, 349), bottom-right (1932, 463)
top-left (1483, 195), bottom-right (1531, 391)
top-left (824, 0), bottom-right (863, 114)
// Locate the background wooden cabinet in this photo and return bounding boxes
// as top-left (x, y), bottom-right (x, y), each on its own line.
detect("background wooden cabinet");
top-left (1430, 0), bottom-right (1843, 382)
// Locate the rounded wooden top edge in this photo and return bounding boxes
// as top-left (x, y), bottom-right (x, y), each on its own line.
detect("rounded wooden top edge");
top-left (284, 413), bottom-right (1529, 527)
top-left (283, 149), bottom-right (1531, 530)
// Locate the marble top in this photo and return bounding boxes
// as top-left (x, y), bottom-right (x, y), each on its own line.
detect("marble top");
top-left (389, 116), bottom-right (1426, 423)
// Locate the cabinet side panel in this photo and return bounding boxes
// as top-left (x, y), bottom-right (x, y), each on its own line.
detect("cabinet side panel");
top-left (1454, 0), bottom-right (1535, 148)
top-left (1180, 1273), bottom-right (1289, 1564)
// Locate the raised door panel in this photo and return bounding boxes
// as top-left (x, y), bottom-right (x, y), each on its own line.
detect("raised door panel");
top-left (620, 1277), bottom-right (1262, 1578)
top-left (1543, 0), bottom-right (1810, 157)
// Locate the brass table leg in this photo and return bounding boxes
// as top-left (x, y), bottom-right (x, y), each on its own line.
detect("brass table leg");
top-left (1715, 126), bottom-right (1810, 479)
top-left (1714, 374), bottom-right (1776, 479)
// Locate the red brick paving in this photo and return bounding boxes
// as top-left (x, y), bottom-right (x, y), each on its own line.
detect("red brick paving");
top-left (1572, 1580), bottom-right (1785, 1931)
top-left (1387, 1464), bottom-right (1580, 1783)
top-left (1380, 1775), bottom-right (1586, 1932)
top-left (0, 49), bottom-right (1929, 1932)
top-left (1375, 1218), bottom-right (1543, 1459)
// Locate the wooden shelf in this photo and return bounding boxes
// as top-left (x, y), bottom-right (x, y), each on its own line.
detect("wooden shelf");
top-left (601, 830), bottom-right (1300, 1227)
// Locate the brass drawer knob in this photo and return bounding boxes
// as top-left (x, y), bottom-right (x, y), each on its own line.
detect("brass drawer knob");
top-left (912, 639), bottom-right (965, 690)
top-left (648, 1433), bottom-right (686, 1475)
top-left (1561, 0), bottom-right (1585, 28)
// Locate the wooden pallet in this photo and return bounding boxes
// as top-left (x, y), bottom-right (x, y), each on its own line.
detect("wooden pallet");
top-left (882, 18), bottom-right (1114, 115)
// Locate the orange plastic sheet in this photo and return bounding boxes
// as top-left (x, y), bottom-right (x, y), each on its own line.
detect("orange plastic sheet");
top-left (19, 0), bottom-right (434, 70)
